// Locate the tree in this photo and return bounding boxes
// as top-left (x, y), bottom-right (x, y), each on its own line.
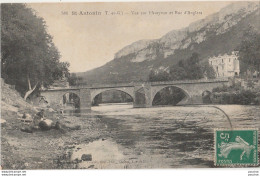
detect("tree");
top-left (238, 26), bottom-right (260, 74)
top-left (202, 62), bottom-right (216, 79)
top-left (185, 52), bottom-right (204, 80)
top-left (68, 73), bottom-right (76, 86)
top-left (68, 73), bottom-right (83, 86)
top-left (148, 70), bottom-right (156, 82)
top-left (148, 69), bottom-right (170, 82)
top-left (1, 4), bottom-right (69, 99)
top-left (169, 65), bottom-right (187, 80)
top-left (149, 52), bottom-right (215, 82)
top-left (169, 52), bottom-right (209, 80)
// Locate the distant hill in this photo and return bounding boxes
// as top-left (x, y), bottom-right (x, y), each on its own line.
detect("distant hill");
top-left (76, 2), bottom-right (260, 85)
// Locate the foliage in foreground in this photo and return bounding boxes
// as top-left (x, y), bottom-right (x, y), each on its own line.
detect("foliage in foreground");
top-left (1, 4), bottom-right (70, 97)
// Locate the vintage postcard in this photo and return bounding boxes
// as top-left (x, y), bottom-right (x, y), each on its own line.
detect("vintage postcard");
top-left (1, 1), bottom-right (260, 171)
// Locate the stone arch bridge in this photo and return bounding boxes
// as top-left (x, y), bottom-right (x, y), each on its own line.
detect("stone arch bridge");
top-left (40, 78), bottom-right (229, 109)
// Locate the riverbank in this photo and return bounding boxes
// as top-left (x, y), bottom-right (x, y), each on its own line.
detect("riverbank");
top-left (1, 80), bottom-right (105, 169)
top-left (1, 112), bottom-right (105, 169)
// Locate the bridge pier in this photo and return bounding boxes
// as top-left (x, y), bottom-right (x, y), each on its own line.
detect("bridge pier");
top-left (133, 84), bottom-right (152, 108)
top-left (79, 88), bottom-right (92, 110)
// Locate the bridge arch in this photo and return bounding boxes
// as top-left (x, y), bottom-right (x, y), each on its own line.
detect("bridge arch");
top-left (151, 85), bottom-right (191, 105)
top-left (60, 91), bottom-right (81, 109)
top-left (40, 89), bottom-right (80, 107)
top-left (202, 90), bottom-right (212, 104)
top-left (59, 90), bottom-right (80, 101)
top-left (202, 90), bottom-right (212, 97)
top-left (90, 88), bottom-right (135, 104)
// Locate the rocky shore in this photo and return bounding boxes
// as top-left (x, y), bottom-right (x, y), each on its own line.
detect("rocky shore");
top-left (1, 80), bottom-right (106, 169)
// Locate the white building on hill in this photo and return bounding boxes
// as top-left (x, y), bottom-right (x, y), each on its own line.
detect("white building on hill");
top-left (209, 51), bottom-right (240, 78)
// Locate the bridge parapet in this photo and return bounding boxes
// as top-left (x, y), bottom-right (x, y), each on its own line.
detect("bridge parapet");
top-left (41, 78), bottom-right (229, 91)
top-left (72, 78), bottom-right (228, 88)
top-left (40, 87), bottom-right (80, 92)
top-left (150, 78), bottom-right (229, 86)
top-left (70, 82), bottom-right (136, 89)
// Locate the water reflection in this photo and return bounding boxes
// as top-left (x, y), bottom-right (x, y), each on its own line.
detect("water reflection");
top-left (63, 109), bottom-right (82, 117)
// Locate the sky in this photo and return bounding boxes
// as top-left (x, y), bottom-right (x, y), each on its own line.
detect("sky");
top-left (29, 2), bottom-right (232, 72)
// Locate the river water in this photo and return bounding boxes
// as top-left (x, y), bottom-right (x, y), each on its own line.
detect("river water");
top-left (66, 104), bottom-right (260, 168)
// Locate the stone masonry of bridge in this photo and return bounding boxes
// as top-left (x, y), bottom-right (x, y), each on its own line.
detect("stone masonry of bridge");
top-left (40, 78), bottom-right (230, 109)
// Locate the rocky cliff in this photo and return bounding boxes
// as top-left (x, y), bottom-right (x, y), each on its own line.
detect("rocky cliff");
top-left (77, 2), bottom-right (260, 84)
top-left (115, 2), bottom-right (259, 62)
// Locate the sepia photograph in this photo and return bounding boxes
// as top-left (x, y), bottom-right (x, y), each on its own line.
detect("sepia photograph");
top-left (1, 0), bottom-right (259, 173)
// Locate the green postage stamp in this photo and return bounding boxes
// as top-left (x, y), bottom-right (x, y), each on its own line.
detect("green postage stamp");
top-left (215, 129), bottom-right (258, 166)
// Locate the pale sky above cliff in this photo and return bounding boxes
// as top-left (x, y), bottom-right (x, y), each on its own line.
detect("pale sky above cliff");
top-left (29, 2), bottom-right (233, 72)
